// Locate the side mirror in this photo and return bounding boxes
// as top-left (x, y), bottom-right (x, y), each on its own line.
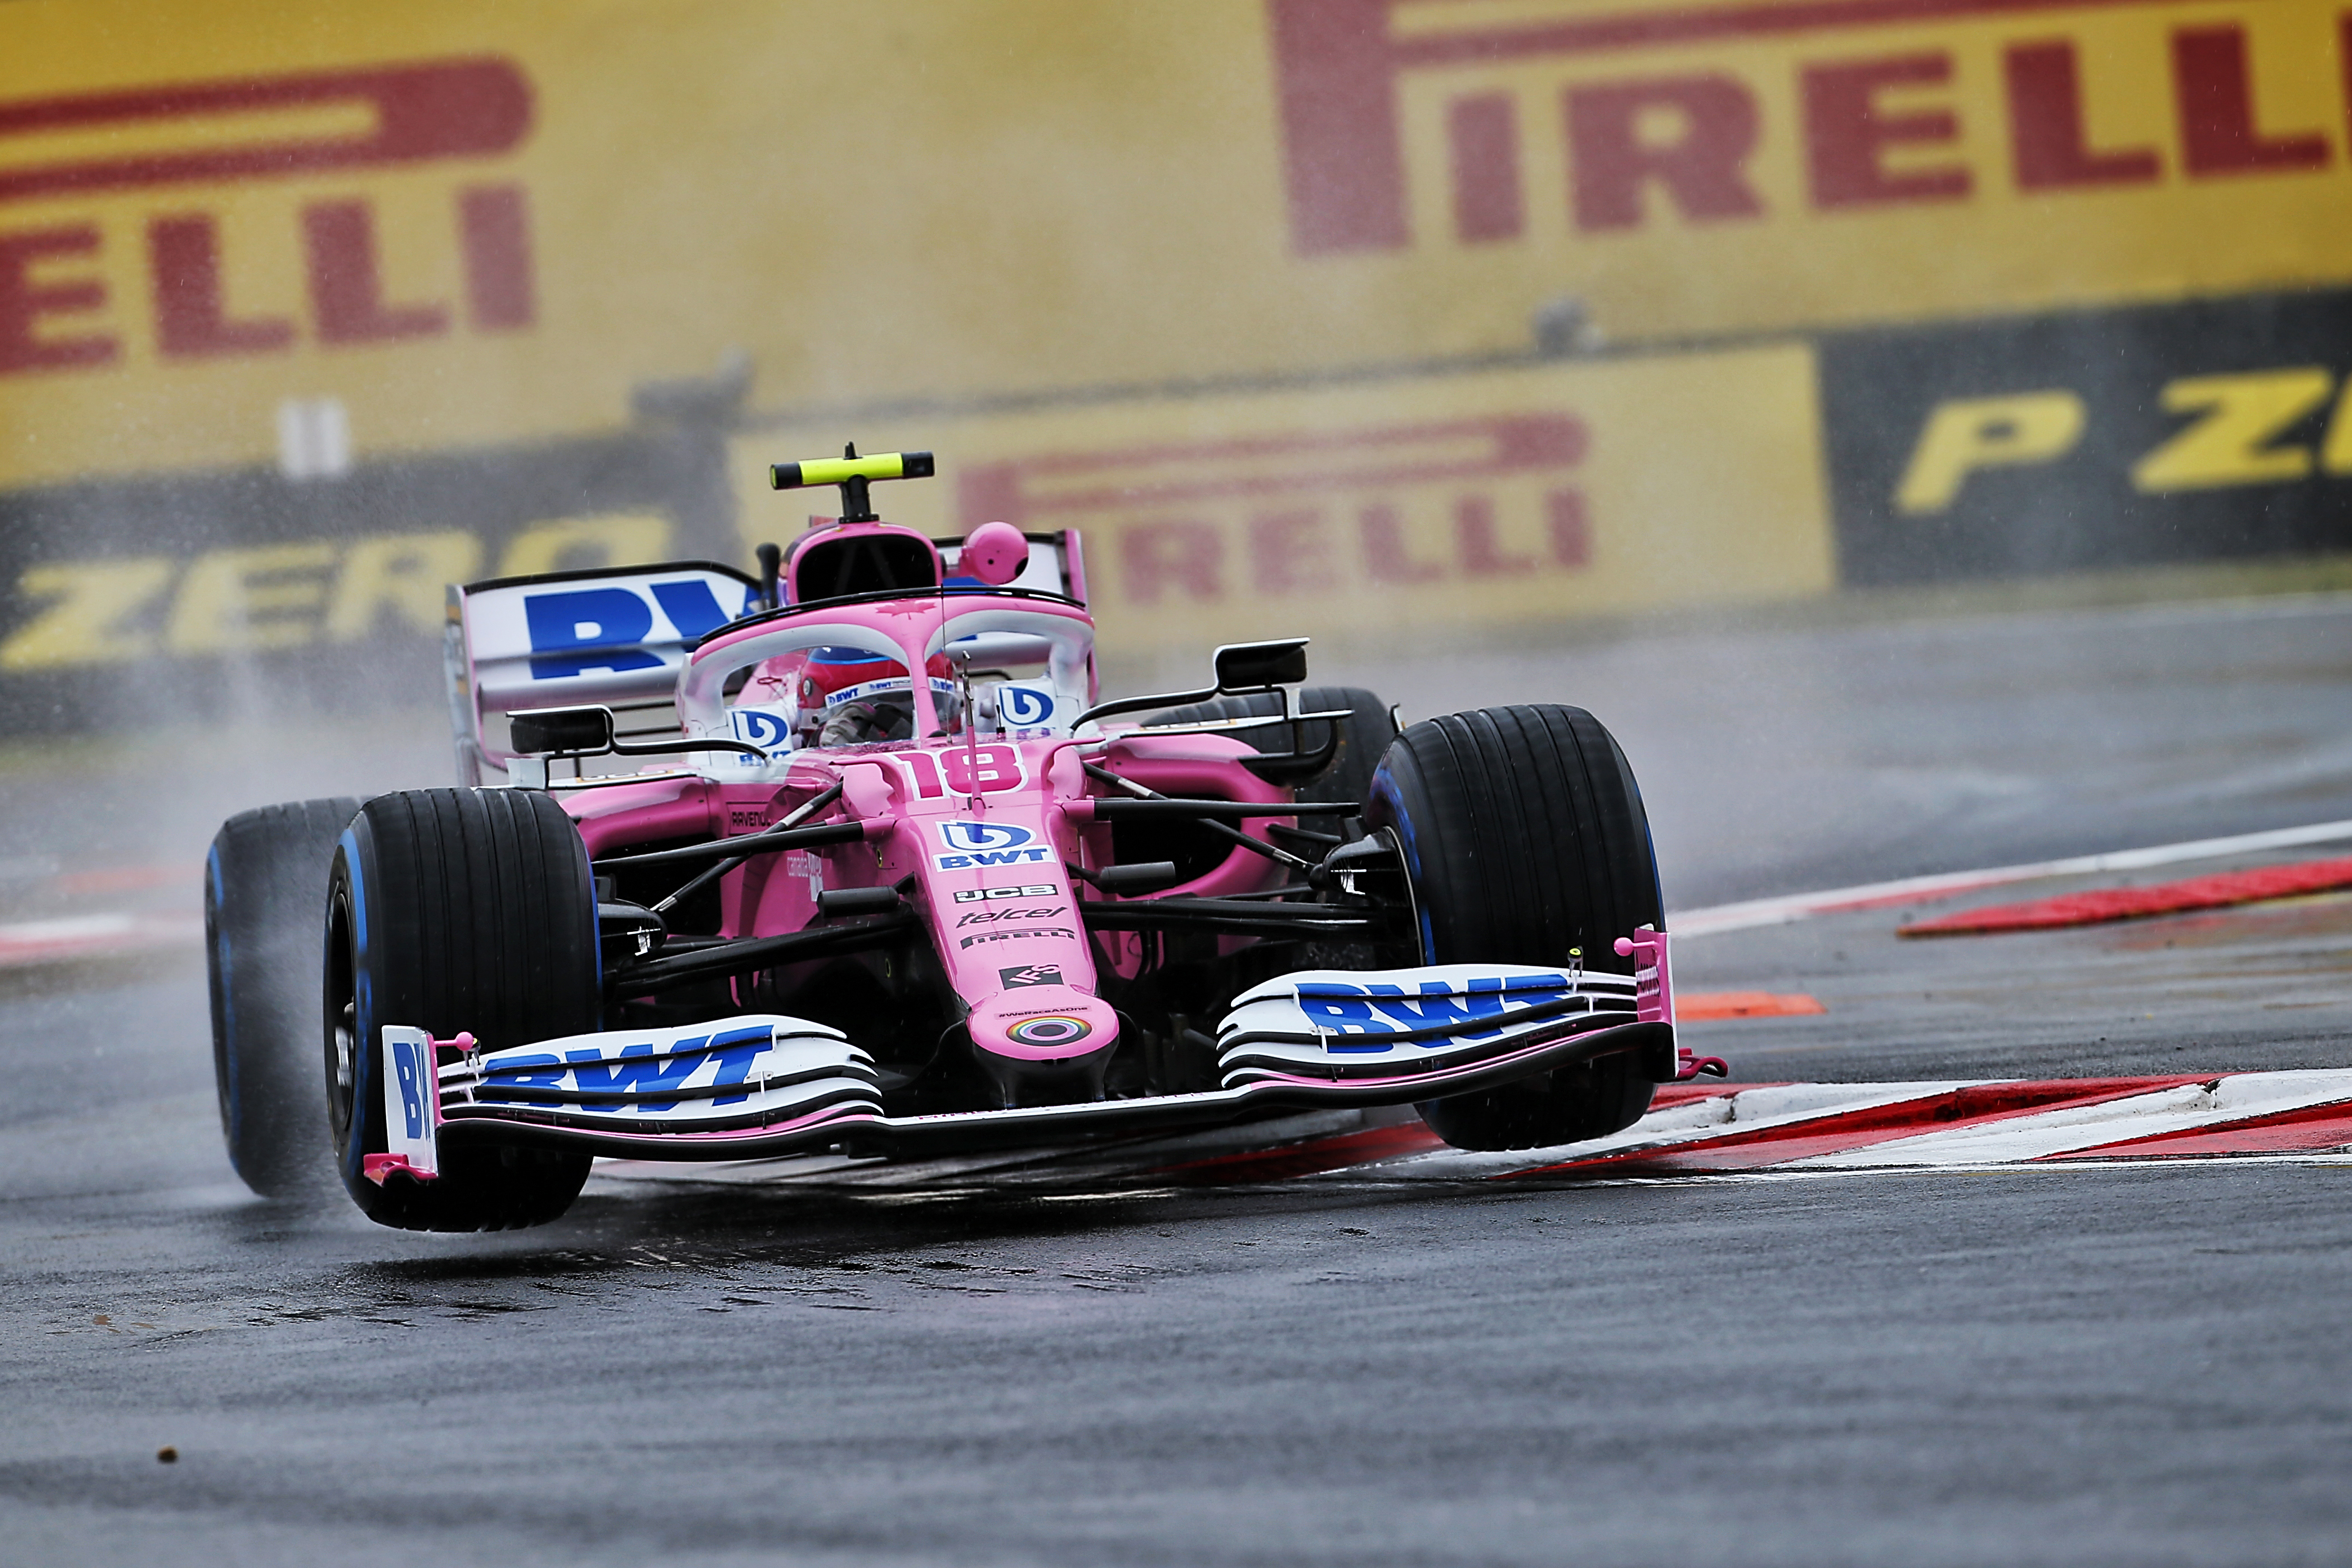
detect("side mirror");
top-left (1213, 639), bottom-right (1308, 693)
top-left (510, 705), bottom-right (616, 756)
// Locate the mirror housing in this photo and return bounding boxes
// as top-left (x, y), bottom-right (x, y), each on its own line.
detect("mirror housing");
top-left (510, 705), bottom-right (616, 756)
top-left (1068, 636), bottom-right (1312, 733)
top-left (1213, 639), bottom-right (1308, 693)
top-left (960, 520), bottom-right (1029, 587)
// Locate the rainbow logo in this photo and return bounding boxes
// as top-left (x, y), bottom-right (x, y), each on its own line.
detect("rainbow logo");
top-left (1006, 1015), bottom-right (1092, 1048)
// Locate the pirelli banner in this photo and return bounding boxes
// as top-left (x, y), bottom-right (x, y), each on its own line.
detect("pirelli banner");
top-left (733, 348), bottom-right (1837, 663)
top-left (5, 0), bottom-right (2352, 732)
top-left (10, 0), bottom-right (2352, 491)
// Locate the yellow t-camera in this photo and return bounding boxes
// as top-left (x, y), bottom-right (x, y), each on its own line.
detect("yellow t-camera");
top-left (770, 446), bottom-right (934, 523)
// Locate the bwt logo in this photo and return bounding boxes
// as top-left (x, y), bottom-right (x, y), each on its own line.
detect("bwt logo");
top-left (996, 683), bottom-right (1055, 727)
top-left (939, 820), bottom-right (1033, 853)
top-left (1294, 974), bottom-right (1578, 1050)
top-left (522, 579), bottom-right (742, 680)
top-left (387, 1034), bottom-right (432, 1138)
top-left (0, 57), bottom-right (536, 376)
top-left (1268, 0), bottom-right (2352, 255)
top-left (935, 820), bottom-right (1056, 870)
top-left (728, 707), bottom-right (794, 750)
top-left (482, 1028), bottom-right (775, 1114)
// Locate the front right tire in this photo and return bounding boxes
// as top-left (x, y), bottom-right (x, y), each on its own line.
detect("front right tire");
top-left (326, 788), bottom-right (601, 1231)
top-left (1367, 704), bottom-right (1666, 1152)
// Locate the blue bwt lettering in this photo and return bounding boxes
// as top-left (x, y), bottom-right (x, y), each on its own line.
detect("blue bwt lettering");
top-left (524, 587), bottom-right (661, 681)
top-left (647, 579), bottom-right (736, 640)
top-left (392, 1039), bottom-right (426, 1137)
top-left (1297, 975), bottom-right (1574, 1042)
top-left (567, 1040), bottom-right (704, 1112)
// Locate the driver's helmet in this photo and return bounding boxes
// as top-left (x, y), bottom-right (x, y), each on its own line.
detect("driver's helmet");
top-left (776, 647), bottom-right (960, 746)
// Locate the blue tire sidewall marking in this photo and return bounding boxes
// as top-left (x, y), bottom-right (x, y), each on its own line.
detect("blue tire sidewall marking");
top-left (578, 827), bottom-right (601, 1017)
top-left (205, 841), bottom-right (244, 1152)
top-left (1369, 768), bottom-right (1436, 961)
top-left (336, 826), bottom-right (376, 1179)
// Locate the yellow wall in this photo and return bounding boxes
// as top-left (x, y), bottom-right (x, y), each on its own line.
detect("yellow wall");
top-left (3, 0), bottom-right (2350, 492)
top-left (735, 347), bottom-right (1834, 659)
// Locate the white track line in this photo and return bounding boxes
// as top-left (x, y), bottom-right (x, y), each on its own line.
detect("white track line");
top-left (0, 912), bottom-right (202, 968)
top-left (1668, 816), bottom-right (2352, 937)
top-left (606, 1071), bottom-right (2352, 1191)
top-left (1316, 1081), bottom-right (1979, 1181)
top-left (1791, 1070), bottom-right (2352, 1167)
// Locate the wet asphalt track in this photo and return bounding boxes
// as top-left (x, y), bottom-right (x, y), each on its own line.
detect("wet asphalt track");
top-left (4, 592), bottom-right (2351, 1566)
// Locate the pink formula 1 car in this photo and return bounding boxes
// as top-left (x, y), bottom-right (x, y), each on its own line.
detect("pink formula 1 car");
top-left (205, 449), bottom-right (1679, 1230)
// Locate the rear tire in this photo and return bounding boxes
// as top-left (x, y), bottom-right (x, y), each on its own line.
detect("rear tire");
top-left (206, 798), bottom-right (362, 1197)
top-left (1367, 705), bottom-right (1664, 1152)
top-left (325, 788), bottom-right (600, 1231)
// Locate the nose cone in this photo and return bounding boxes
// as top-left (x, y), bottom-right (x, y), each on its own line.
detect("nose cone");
top-left (966, 985), bottom-right (1120, 1106)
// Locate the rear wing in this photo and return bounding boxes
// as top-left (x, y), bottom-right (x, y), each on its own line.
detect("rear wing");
top-left (444, 561), bottom-right (760, 784)
top-left (441, 531), bottom-right (1086, 784)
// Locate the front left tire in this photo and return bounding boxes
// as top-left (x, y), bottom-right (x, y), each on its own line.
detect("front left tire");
top-left (326, 788), bottom-right (600, 1231)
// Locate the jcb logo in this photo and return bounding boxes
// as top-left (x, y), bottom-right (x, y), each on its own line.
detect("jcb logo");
top-left (0, 59), bottom-right (534, 377)
top-left (1818, 287), bottom-right (2352, 586)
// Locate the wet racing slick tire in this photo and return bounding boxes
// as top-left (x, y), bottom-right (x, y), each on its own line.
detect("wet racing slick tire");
top-left (325, 788), bottom-right (599, 1231)
top-left (1146, 685), bottom-right (1396, 806)
top-left (1367, 705), bottom-right (1665, 1152)
top-left (206, 797), bottom-right (363, 1197)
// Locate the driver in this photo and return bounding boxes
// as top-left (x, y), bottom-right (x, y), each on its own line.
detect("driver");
top-left (763, 647), bottom-right (960, 746)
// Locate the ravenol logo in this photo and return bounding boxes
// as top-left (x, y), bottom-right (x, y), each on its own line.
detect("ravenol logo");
top-left (935, 820), bottom-right (1056, 870)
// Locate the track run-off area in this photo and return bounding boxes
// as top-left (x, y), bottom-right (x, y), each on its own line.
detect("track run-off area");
top-left (3, 588), bottom-right (2350, 1566)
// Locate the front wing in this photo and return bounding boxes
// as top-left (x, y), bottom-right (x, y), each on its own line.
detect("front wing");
top-left (373, 954), bottom-right (1675, 1173)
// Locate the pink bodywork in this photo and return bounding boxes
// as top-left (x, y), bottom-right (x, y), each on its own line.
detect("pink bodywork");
top-left (1612, 926), bottom-right (1673, 1026)
top-left (563, 577), bottom-right (1295, 1086)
